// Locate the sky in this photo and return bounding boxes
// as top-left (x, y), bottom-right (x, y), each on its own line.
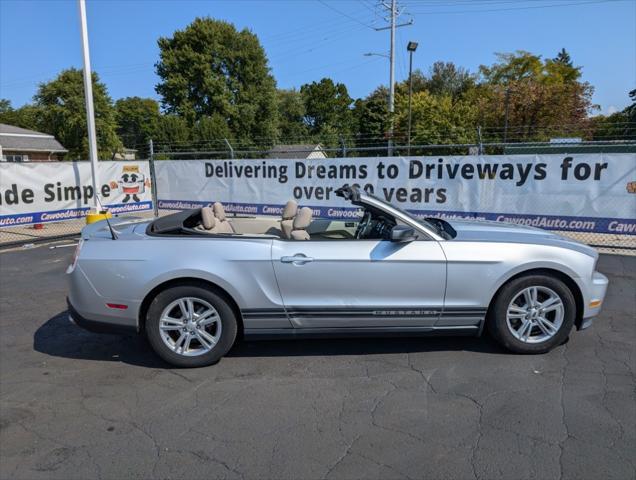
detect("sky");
top-left (1, 0), bottom-right (635, 116)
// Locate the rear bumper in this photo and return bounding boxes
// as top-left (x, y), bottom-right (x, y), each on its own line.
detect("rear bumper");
top-left (67, 298), bottom-right (137, 335)
top-left (67, 262), bottom-right (140, 332)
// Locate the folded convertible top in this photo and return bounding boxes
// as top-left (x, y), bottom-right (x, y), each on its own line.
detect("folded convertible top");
top-left (147, 208), bottom-right (201, 234)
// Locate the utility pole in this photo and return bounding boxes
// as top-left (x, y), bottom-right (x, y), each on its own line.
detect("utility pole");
top-left (374, 1), bottom-right (412, 157)
top-left (77, 0), bottom-right (99, 209)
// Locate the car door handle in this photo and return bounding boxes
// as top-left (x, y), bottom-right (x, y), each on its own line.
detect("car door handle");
top-left (281, 254), bottom-right (314, 264)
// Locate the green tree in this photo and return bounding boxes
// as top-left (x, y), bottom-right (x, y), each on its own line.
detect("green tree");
top-left (592, 90), bottom-right (636, 140)
top-left (352, 86), bottom-right (390, 148)
top-left (192, 114), bottom-right (232, 143)
top-left (152, 114), bottom-right (191, 157)
top-left (300, 78), bottom-right (354, 146)
top-left (0, 99), bottom-right (44, 131)
top-left (394, 91), bottom-right (478, 145)
top-left (626, 88), bottom-right (636, 122)
top-left (276, 89), bottom-right (308, 141)
top-left (553, 48), bottom-right (573, 66)
top-left (395, 69), bottom-right (428, 97)
top-left (423, 62), bottom-right (475, 100)
top-left (479, 50), bottom-right (544, 85)
top-left (155, 17), bottom-right (278, 145)
top-left (0, 99), bottom-right (11, 115)
top-left (114, 97), bottom-right (161, 151)
top-left (189, 115), bottom-right (233, 158)
top-left (476, 50), bottom-right (593, 141)
top-left (33, 68), bottom-right (121, 159)
top-left (592, 110), bottom-right (629, 140)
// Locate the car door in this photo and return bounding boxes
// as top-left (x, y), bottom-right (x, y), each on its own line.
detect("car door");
top-left (271, 238), bottom-right (447, 328)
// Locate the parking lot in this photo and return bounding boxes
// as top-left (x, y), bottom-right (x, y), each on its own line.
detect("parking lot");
top-left (0, 243), bottom-right (634, 480)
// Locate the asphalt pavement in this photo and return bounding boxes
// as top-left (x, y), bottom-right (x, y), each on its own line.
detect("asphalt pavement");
top-left (0, 243), bottom-right (634, 480)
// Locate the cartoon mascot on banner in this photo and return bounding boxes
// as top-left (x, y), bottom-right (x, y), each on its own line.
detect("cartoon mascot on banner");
top-left (110, 165), bottom-right (151, 203)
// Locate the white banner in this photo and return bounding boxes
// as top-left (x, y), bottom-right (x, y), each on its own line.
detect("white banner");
top-left (0, 161), bottom-right (153, 226)
top-left (155, 154), bottom-right (636, 235)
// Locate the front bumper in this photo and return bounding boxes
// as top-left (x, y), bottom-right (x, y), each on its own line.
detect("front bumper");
top-left (67, 298), bottom-right (137, 335)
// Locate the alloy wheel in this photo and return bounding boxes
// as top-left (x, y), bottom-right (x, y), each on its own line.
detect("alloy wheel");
top-left (506, 286), bottom-right (564, 344)
top-left (158, 297), bottom-right (222, 356)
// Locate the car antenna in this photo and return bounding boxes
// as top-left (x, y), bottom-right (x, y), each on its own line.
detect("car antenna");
top-left (94, 193), bottom-right (118, 240)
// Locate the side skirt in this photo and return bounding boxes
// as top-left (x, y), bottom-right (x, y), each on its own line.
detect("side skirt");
top-left (243, 325), bottom-right (481, 340)
top-left (241, 307), bottom-right (487, 330)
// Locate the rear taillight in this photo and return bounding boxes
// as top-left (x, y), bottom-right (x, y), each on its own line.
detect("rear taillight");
top-left (66, 239), bottom-right (84, 274)
top-left (106, 303), bottom-right (128, 310)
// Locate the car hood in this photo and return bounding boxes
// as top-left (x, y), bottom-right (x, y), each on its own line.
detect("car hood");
top-left (448, 219), bottom-right (597, 257)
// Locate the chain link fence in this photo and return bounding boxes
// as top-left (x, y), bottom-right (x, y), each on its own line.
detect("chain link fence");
top-left (1, 140), bottom-right (635, 252)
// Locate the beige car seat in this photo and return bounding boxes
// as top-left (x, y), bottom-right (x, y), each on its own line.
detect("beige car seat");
top-left (280, 200), bottom-right (298, 239)
top-left (201, 207), bottom-right (216, 233)
top-left (291, 207), bottom-right (312, 240)
top-left (212, 202), bottom-right (235, 233)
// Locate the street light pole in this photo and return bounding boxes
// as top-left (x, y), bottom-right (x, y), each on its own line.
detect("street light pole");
top-left (78, 0), bottom-right (99, 208)
top-left (406, 41), bottom-right (418, 156)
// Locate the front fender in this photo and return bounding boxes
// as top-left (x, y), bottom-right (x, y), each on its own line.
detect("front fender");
top-left (441, 242), bottom-right (596, 310)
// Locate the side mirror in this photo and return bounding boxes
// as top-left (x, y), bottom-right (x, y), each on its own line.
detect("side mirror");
top-left (390, 225), bottom-right (417, 243)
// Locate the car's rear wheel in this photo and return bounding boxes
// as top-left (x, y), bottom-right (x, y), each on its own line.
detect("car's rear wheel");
top-left (488, 274), bottom-right (576, 354)
top-left (146, 284), bottom-right (237, 367)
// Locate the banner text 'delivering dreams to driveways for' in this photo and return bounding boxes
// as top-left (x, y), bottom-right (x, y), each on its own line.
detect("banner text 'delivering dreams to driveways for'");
top-left (155, 154), bottom-right (636, 235)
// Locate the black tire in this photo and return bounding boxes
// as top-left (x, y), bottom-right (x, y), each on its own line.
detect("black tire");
top-left (146, 283), bottom-right (238, 368)
top-left (487, 274), bottom-right (576, 354)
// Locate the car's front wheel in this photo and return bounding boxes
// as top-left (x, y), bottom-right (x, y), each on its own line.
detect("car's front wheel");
top-left (146, 284), bottom-right (238, 367)
top-left (488, 274), bottom-right (576, 354)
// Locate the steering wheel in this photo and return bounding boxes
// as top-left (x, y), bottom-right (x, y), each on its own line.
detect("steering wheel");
top-left (355, 211), bottom-right (372, 239)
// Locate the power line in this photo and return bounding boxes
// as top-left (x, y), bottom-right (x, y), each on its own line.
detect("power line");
top-left (316, 0), bottom-right (378, 29)
top-left (280, 55), bottom-right (382, 79)
top-left (268, 23), bottom-right (370, 61)
top-left (357, 0), bottom-right (379, 15)
top-left (407, 0), bottom-right (628, 15)
top-left (262, 13), bottom-right (372, 47)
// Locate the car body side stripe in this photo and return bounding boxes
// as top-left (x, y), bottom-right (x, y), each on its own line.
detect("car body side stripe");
top-left (241, 307), bottom-right (486, 320)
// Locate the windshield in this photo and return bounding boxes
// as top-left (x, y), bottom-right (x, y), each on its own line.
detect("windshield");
top-left (364, 193), bottom-right (442, 235)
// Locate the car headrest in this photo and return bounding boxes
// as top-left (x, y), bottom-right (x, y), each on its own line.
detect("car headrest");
top-left (293, 207), bottom-right (312, 230)
top-left (282, 200), bottom-right (298, 220)
top-left (201, 207), bottom-right (216, 230)
top-left (213, 202), bottom-right (226, 221)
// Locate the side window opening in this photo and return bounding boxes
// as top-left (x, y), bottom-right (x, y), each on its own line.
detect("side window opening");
top-left (306, 208), bottom-right (397, 241)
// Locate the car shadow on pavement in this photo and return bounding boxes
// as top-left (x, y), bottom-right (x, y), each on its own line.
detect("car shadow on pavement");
top-left (34, 310), bottom-right (507, 368)
top-left (33, 311), bottom-right (172, 369)
top-left (230, 333), bottom-right (506, 358)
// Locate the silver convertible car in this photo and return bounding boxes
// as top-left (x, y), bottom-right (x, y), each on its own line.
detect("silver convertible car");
top-left (67, 185), bottom-right (608, 367)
